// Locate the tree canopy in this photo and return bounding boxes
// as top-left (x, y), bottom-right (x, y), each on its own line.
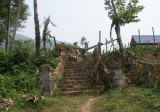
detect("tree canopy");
top-left (0, 0), bottom-right (29, 46)
top-left (105, 0), bottom-right (144, 26)
top-left (104, 0), bottom-right (144, 50)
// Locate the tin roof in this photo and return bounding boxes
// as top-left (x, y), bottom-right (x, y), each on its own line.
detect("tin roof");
top-left (132, 35), bottom-right (160, 44)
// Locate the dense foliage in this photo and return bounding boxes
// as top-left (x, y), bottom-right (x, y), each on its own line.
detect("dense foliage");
top-left (0, 47), bottom-right (58, 99)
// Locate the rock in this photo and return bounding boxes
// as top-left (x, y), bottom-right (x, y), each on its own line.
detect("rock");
top-left (0, 98), bottom-right (13, 110)
top-left (25, 95), bottom-right (37, 103)
top-left (153, 102), bottom-right (160, 107)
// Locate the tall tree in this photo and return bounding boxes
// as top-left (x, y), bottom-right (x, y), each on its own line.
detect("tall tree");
top-left (34, 0), bottom-right (41, 55)
top-left (5, 0), bottom-right (11, 52)
top-left (104, 0), bottom-right (144, 51)
top-left (10, 0), bottom-right (22, 51)
top-left (0, 0), bottom-right (29, 47)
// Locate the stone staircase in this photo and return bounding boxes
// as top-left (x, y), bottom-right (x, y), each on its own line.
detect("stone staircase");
top-left (58, 55), bottom-right (104, 95)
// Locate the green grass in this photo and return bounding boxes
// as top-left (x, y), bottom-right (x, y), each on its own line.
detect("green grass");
top-left (4, 95), bottom-right (94, 112)
top-left (2, 88), bottom-right (160, 112)
top-left (93, 87), bottom-right (160, 112)
top-left (43, 95), bottom-right (94, 112)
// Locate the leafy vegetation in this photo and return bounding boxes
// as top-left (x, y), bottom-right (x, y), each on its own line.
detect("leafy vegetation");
top-left (0, 47), bottom-right (58, 111)
top-left (128, 45), bottom-right (160, 63)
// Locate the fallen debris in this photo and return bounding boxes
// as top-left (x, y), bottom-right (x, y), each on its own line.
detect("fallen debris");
top-left (0, 98), bottom-right (13, 110)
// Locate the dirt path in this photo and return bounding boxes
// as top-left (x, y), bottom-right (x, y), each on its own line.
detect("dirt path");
top-left (78, 97), bottom-right (98, 112)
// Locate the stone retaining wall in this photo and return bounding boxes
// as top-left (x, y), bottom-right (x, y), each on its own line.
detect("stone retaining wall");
top-left (38, 52), bottom-right (66, 96)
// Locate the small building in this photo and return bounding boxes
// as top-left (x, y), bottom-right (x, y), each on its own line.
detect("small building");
top-left (130, 35), bottom-right (160, 46)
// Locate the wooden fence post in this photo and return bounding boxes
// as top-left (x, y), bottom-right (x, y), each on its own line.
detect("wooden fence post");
top-left (138, 29), bottom-right (141, 44)
top-left (152, 27), bottom-right (156, 45)
top-left (98, 31), bottom-right (101, 55)
top-left (105, 38), bottom-right (108, 53)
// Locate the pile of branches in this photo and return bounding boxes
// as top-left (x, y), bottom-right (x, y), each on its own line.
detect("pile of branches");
top-left (102, 51), bottom-right (124, 69)
top-left (85, 56), bottom-right (105, 88)
top-left (55, 43), bottom-right (74, 56)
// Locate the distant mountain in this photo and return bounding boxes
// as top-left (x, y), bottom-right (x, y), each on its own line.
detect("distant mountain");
top-left (15, 34), bottom-right (71, 46)
top-left (15, 34), bottom-right (33, 40)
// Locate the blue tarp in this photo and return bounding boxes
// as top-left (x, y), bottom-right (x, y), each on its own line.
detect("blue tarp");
top-left (132, 35), bottom-right (160, 44)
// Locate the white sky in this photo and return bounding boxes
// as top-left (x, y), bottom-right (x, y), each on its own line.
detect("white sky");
top-left (18, 0), bottom-right (160, 50)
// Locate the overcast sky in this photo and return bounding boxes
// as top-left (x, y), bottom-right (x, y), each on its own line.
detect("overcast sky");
top-left (18, 0), bottom-right (160, 50)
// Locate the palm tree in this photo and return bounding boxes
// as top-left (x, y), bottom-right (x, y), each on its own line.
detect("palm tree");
top-left (5, 0), bottom-right (11, 53)
top-left (34, 0), bottom-right (41, 55)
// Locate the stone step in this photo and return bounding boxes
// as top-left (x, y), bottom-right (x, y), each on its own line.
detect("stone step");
top-left (63, 73), bottom-right (87, 77)
top-left (61, 79), bottom-right (91, 84)
top-left (60, 84), bottom-right (87, 88)
top-left (64, 70), bottom-right (88, 74)
top-left (64, 64), bottom-right (88, 68)
top-left (62, 75), bottom-right (88, 80)
top-left (61, 85), bottom-right (104, 91)
top-left (62, 89), bottom-right (103, 95)
top-left (65, 61), bottom-right (89, 64)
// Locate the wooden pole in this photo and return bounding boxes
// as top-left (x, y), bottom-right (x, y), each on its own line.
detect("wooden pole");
top-left (152, 27), bottom-right (155, 45)
top-left (105, 38), bottom-right (108, 52)
top-left (138, 29), bottom-right (141, 44)
top-left (98, 31), bottom-right (101, 55)
top-left (5, 0), bottom-right (11, 53)
top-left (99, 31), bottom-right (101, 43)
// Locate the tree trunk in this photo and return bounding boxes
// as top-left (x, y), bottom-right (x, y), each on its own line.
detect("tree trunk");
top-left (10, 0), bottom-right (22, 51)
top-left (43, 39), bottom-right (47, 55)
top-left (5, 0), bottom-right (11, 53)
top-left (115, 24), bottom-right (124, 51)
top-left (110, 21), bottom-right (115, 51)
top-left (34, 0), bottom-right (41, 56)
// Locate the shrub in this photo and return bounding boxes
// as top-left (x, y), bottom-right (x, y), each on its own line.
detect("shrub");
top-left (33, 56), bottom-right (58, 68)
top-left (0, 75), bottom-right (16, 98)
top-left (13, 72), bottom-right (39, 94)
top-left (0, 47), bottom-right (32, 74)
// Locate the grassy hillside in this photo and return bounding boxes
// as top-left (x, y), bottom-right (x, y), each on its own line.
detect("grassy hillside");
top-left (93, 87), bottom-right (160, 112)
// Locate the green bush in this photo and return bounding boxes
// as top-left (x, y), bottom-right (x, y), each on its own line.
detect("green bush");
top-left (0, 47), bottom-right (58, 97)
top-left (0, 47), bottom-right (58, 111)
top-left (0, 47), bottom-right (32, 74)
top-left (33, 56), bottom-right (58, 68)
top-left (0, 75), bottom-right (16, 98)
top-left (13, 72), bottom-right (39, 94)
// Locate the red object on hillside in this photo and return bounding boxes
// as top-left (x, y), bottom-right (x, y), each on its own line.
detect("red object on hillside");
top-left (148, 54), bottom-right (152, 57)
